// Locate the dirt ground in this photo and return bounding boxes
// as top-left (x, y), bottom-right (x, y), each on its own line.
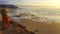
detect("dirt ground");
top-left (0, 21), bottom-right (34, 34)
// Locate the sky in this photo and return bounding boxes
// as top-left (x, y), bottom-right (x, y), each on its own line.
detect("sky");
top-left (17, 0), bottom-right (60, 5)
top-left (11, 0), bottom-right (60, 6)
top-left (1, 0), bottom-right (60, 22)
top-left (0, 0), bottom-right (60, 6)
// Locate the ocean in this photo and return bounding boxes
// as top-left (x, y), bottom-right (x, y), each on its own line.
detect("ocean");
top-left (7, 6), bottom-right (60, 34)
top-left (8, 6), bottom-right (60, 23)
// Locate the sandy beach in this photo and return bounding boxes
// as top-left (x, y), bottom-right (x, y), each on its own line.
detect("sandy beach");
top-left (14, 18), bottom-right (60, 34)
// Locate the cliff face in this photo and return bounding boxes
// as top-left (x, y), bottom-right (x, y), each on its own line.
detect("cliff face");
top-left (0, 21), bottom-right (35, 34)
top-left (0, 4), bottom-right (18, 8)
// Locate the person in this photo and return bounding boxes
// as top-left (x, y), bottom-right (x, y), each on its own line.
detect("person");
top-left (0, 5), bottom-right (10, 29)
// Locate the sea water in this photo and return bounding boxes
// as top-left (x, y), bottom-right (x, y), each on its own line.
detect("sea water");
top-left (8, 6), bottom-right (60, 23)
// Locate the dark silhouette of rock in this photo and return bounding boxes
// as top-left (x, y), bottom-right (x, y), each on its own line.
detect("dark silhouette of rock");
top-left (0, 21), bottom-right (35, 34)
top-left (0, 4), bottom-right (18, 9)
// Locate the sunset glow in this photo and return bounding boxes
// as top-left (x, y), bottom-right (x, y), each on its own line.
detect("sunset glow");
top-left (1, 0), bottom-right (60, 7)
top-left (12, 0), bottom-right (60, 6)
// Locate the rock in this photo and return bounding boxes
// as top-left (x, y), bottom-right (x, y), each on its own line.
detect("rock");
top-left (0, 21), bottom-right (34, 34)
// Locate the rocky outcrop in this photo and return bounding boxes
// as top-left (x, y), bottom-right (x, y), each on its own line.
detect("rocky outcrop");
top-left (0, 4), bottom-right (18, 8)
top-left (0, 21), bottom-right (35, 34)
